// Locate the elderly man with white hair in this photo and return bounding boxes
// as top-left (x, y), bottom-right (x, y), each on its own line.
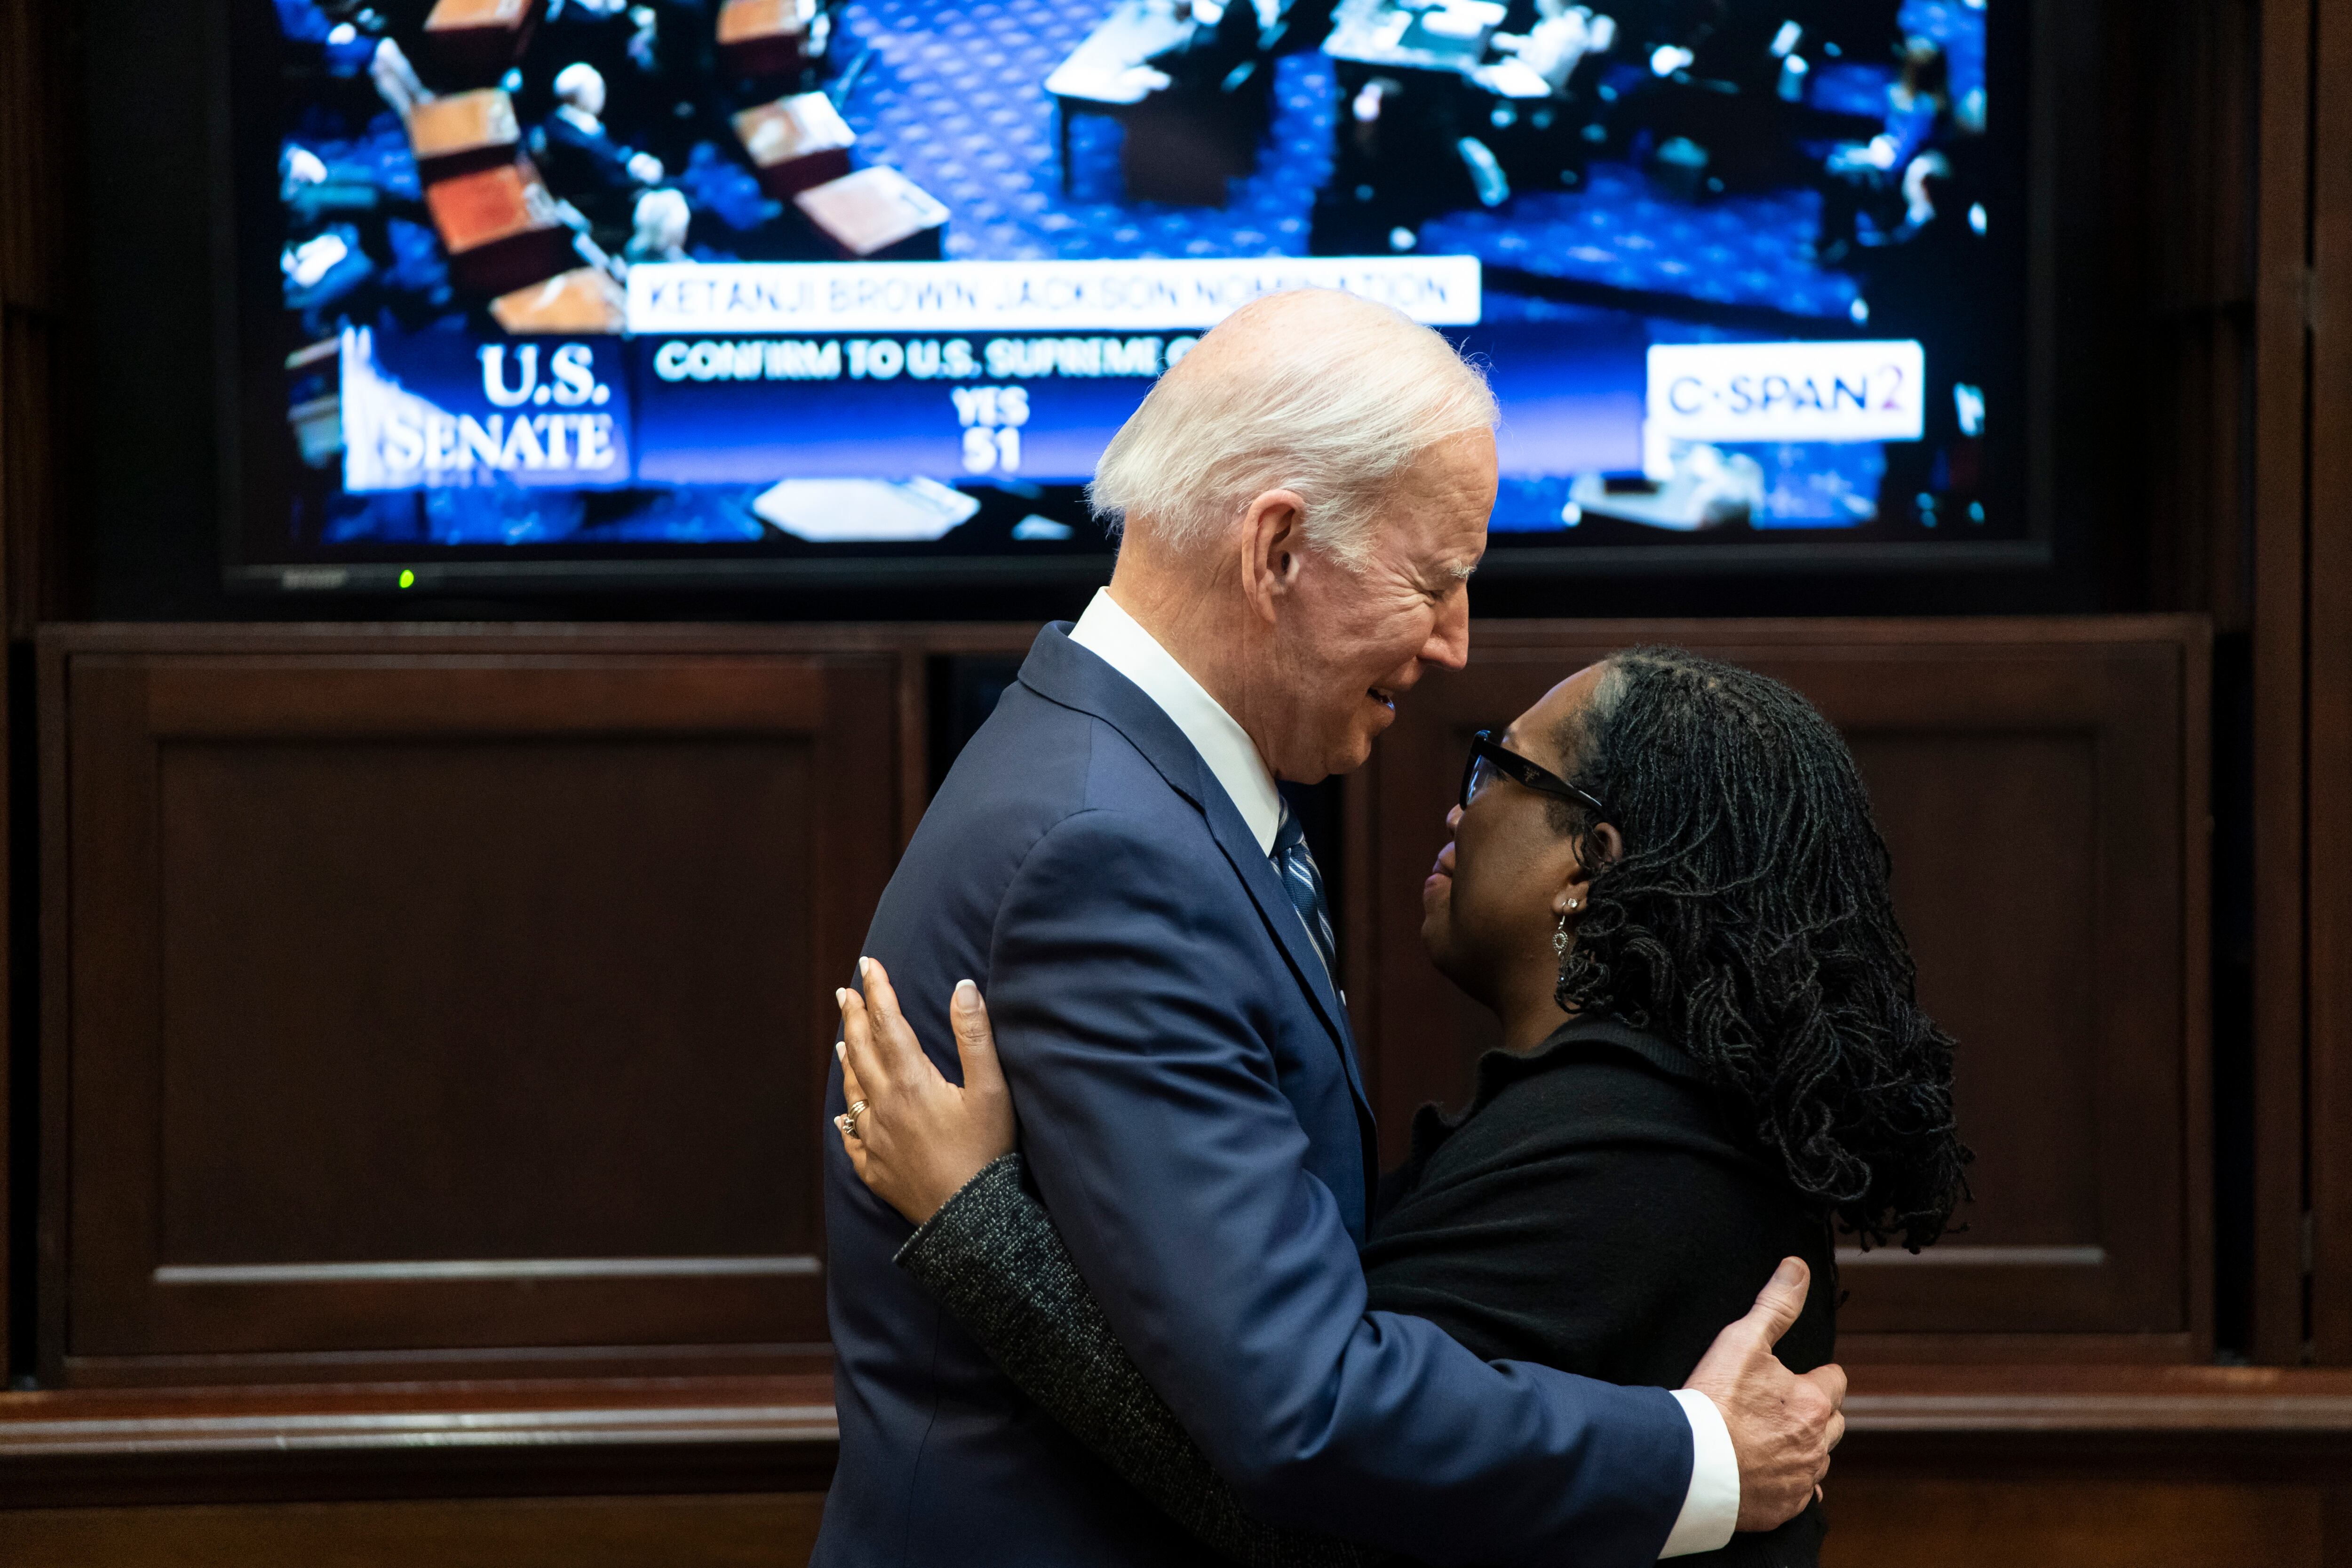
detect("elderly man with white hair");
top-left (535, 61), bottom-right (664, 226)
top-left (815, 290), bottom-right (1841, 1568)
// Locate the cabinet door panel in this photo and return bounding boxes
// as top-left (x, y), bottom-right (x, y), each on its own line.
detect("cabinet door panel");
top-left (48, 646), bottom-right (897, 1381)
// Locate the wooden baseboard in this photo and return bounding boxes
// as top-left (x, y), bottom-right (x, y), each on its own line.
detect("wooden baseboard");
top-left (1836, 1332), bottom-right (2200, 1364)
top-left (4, 1369), bottom-right (2351, 1566)
top-left (0, 1492), bottom-right (827, 1568)
top-left (0, 1377), bottom-right (837, 1509)
top-left (1819, 1478), bottom-right (2350, 1568)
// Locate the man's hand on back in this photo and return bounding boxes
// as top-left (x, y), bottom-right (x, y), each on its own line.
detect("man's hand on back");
top-left (1681, 1257), bottom-right (1847, 1531)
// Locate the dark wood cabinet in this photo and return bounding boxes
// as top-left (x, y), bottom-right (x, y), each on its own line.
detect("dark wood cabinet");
top-left (37, 630), bottom-right (905, 1385)
top-left (1340, 619), bottom-right (2212, 1361)
top-left (9, 614), bottom-right (2350, 1567)
top-left (30, 619), bottom-right (2217, 1383)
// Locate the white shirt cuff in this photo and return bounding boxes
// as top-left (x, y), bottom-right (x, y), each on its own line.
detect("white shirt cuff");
top-left (1658, 1388), bottom-right (1740, 1557)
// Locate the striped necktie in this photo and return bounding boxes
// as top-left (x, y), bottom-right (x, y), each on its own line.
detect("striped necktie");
top-left (1272, 800), bottom-right (1339, 980)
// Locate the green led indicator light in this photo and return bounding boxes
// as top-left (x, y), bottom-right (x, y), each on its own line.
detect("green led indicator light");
top-left (397, 569), bottom-right (415, 589)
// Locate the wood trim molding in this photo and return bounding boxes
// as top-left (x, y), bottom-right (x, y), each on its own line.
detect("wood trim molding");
top-left (0, 0), bottom-right (68, 1392)
top-left (36, 623), bottom-right (1048, 659)
top-left (4, 1369), bottom-right (2349, 1512)
top-left (1847, 1363), bottom-right (2352, 1410)
top-left (1446, 615), bottom-right (2212, 648)
top-left (0, 1377), bottom-right (840, 1509)
top-left (0, 1398), bottom-right (841, 1459)
top-left (2306, 0), bottom-right (2352, 1366)
top-left (148, 1258), bottom-right (823, 1287)
top-left (1846, 1391), bottom-right (2352, 1433)
top-left (1837, 1369), bottom-right (2352, 1487)
top-left (2250, 0), bottom-right (2317, 1366)
top-left (136, 661), bottom-right (833, 737)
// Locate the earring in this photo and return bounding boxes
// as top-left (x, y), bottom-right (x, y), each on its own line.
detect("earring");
top-left (1554, 909), bottom-right (1571, 957)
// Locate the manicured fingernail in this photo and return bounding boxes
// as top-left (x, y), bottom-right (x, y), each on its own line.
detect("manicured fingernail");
top-left (835, 1040), bottom-right (845, 1061)
top-left (834, 988), bottom-right (846, 1007)
top-left (954, 979), bottom-right (979, 1010)
top-left (858, 956), bottom-right (872, 978)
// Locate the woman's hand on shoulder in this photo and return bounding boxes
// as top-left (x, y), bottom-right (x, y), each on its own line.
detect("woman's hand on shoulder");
top-left (834, 958), bottom-right (1018, 1224)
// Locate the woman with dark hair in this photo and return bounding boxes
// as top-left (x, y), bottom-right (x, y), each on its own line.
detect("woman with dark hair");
top-left (832, 648), bottom-right (1968, 1567)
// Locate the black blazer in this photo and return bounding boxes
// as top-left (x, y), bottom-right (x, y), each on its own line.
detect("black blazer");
top-left (895, 1012), bottom-right (1838, 1568)
top-left (1365, 1017), bottom-right (1836, 1566)
top-left (898, 1011), bottom-right (1835, 1561)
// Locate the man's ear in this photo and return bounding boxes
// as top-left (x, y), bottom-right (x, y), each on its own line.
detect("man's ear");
top-left (1238, 488), bottom-right (1307, 626)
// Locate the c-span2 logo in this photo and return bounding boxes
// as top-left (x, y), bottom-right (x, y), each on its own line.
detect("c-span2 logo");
top-left (1645, 341), bottom-right (1926, 445)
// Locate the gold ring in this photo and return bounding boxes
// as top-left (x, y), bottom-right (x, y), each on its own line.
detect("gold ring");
top-left (842, 1099), bottom-right (870, 1138)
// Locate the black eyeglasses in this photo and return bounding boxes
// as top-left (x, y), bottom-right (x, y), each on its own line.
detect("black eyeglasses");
top-left (1459, 730), bottom-right (1607, 818)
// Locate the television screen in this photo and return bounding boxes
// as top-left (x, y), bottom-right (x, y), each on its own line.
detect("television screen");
top-left (238, 0), bottom-right (2017, 591)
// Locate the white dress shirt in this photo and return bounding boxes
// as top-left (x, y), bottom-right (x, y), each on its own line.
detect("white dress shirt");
top-left (1066, 588), bottom-right (1740, 1558)
top-left (1070, 589), bottom-right (1283, 854)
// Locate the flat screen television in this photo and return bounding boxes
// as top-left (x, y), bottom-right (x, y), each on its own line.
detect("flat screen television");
top-left (218, 0), bottom-right (2031, 594)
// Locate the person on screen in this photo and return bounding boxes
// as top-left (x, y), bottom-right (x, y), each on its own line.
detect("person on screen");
top-left (835, 646), bottom-right (1970, 1566)
top-left (1498, 1), bottom-right (1620, 95)
top-left (273, 0), bottom-right (380, 77)
top-left (1816, 33), bottom-right (1952, 262)
top-left (812, 289), bottom-right (1851, 1568)
top-left (535, 62), bottom-right (667, 237)
top-left (1150, 0), bottom-right (1263, 82)
top-left (367, 37), bottom-right (430, 125)
top-left (627, 187), bottom-right (693, 262)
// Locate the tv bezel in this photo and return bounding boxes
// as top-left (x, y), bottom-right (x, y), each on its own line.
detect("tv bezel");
top-left (205, 0), bottom-right (2077, 605)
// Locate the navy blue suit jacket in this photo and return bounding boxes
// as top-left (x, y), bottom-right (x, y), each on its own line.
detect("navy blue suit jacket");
top-left (814, 626), bottom-right (1692, 1568)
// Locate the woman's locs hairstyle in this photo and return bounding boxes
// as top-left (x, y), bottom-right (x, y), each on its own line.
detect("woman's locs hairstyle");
top-left (1549, 648), bottom-right (1972, 1252)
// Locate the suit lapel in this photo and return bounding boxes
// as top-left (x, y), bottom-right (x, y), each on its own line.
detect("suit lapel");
top-left (1197, 790), bottom-right (1372, 1107)
top-left (1017, 626), bottom-right (1375, 1126)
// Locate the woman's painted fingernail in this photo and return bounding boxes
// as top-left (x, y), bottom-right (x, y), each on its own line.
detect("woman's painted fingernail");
top-left (836, 1040), bottom-right (845, 1062)
top-left (834, 988), bottom-right (847, 1007)
top-left (954, 979), bottom-right (979, 1010)
top-left (858, 956), bottom-right (872, 978)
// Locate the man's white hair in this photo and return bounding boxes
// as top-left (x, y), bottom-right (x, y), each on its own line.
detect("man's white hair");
top-left (1088, 289), bottom-right (1497, 570)
top-left (553, 61), bottom-right (605, 109)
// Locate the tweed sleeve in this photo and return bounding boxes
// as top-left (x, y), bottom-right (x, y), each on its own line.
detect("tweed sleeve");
top-left (894, 1154), bottom-right (1386, 1568)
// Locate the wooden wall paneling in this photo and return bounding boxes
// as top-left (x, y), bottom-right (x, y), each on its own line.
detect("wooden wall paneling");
top-left (1820, 1480), bottom-right (2332, 1568)
top-left (0, 1493), bottom-right (828, 1568)
top-left (3, 1366), bottom-right (2346, 1563)
top-left (36, 630), bottom-right (904, 1385)
top-left (1343, 620), bottom-right (2210, 1357)
top-left (2182, 625), bottom-right (2218, 1363)
top-left (0, 0), bottom-right (61, 312)
top-left (2250, 0), bottom-right (2317, 1365)
top-left (0, 1372), bottom-right (842, 1509)
top-left (31, 621), bottom-right (68, 1381)
top-left (894, 651), bottom-right (928, 848)
top-left (2140, 0), bottom-right (2257, 628)
top-left (0, 602), bottom-right (10, 1391)
top-left (1822, 1366), bottom-right (2352, 1567)
top-left (0, 1484), bottom-right (2300, 1568)
top-left (0, 0), bottom-right (64, 633)
top-left (2309, 0), bottom-right (2352, 1364)
top-left (0, 0), bottom-right (66, 1390)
